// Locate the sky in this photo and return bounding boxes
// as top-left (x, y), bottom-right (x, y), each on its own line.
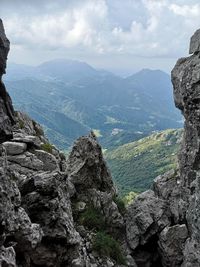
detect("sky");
top-left (1, 0), bottom-right (200, 75)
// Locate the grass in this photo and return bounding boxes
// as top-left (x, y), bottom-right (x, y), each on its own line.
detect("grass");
top-left (93, 231), bottom-right (126, 265)
top-left (18, 120), bottom-right (25, 129)
top-left (79, 206), bottom-right (106, 230)
top-left (40, 143), bottom-right (54, 154)
top-left (113, 196), bottom-right (126, 214)
top-left (105, 129), bottom-right (182, 196)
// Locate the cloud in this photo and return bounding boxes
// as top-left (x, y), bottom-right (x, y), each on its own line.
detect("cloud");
top-left (3, 0), bottom-right (108, 52)
top-left (1, 0), bottom-right (200, 65)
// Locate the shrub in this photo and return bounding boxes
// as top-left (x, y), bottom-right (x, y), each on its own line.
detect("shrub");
top-left (93, 231), bottom-right (126, 265)
top-left (113, 196), bottom-right (126, 214)
top-left (41, 143), bottom-right (54, 154)
top-left (79, 206), bottom-right (105, 230)
top-left (18, 120), bottom-right (25, 129)
top-left (123, 191), bottom-right (138, 206)
top-left (32, 120), bottom-right (44, 136)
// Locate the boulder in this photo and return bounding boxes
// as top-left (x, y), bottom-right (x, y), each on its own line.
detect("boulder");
top-left (3, 141), bottom-right (27, 155)
top-left (12, 134), bottom-right (41, 147)
top-left (158, 224), bottom-right (188, 267)
top-left (34, 149), bottom-right (58, 171)
top-left (67, 132), bottom-right (115, 194)
top-left (0, 246), bottom-right (16, 267)
top-left (126, 190), bottom-right (171, 250)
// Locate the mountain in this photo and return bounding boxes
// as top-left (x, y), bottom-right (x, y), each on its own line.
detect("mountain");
top-left (105, 129), bottom-right (183, 196)
top-left (5, 60), bottom-right (183, 150)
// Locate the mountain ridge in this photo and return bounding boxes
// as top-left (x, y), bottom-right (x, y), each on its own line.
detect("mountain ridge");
top-left (5, 61), bottom-right (182, 150)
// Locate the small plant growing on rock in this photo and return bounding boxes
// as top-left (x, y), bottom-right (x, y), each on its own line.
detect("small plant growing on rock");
top-left (93, 231), bottom-right (126, 265)
top-left (32, 120), bottom-right (44, 136)
top-left (79, 206), bottom-right (106, 230)
top-left (123, 191), bottom-right (138, 206)
top-left (18, 119), bottom-right (25, 129)
top-left (41, 143), bottom-right (54, 154)
top-left (113, 196), bottom-right (126, 214)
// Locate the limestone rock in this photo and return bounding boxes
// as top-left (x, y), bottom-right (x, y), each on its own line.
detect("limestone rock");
top-left (12, 134), bottom-right (41, 147)
top-left (34, 149), bottom-right (58, 171)
top-left (0, 20), bottom-right (128, 267)
top-left (3, 141), bottom-right (27, 155)
top-left (0, 19), bottom-right (15, 143)
top-left (172, 27), bottom-right (200, 265)
top-left (7, 152), bottom-right (44, 171)
top-left (67, 132), bottom-right (115, 194)
top-left (158, 224), bottom-right (188, 267)
top-left (189, 29), bottom-right (200, 54)
top-left (0, 246), bottom-right (16, 267)
top-left (126, 190), bottom-right (171, 250)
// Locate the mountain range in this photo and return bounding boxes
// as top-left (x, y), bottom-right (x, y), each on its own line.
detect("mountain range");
top-left (5, 59), bottom-right (183, 150)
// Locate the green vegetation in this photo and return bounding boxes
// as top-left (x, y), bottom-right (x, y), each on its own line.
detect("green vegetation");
top-left (32, 120), bottom-right (44, 136)
top-left (105, 129), bottom-right (183, 196)
top-left (41, 143), bottom-right (54, 154)
top-left (79, 206), bottom-right (106, 230)
top-left (93, 231), bottom-right (126, 265)
top-left (8, 67), bottom-right (182, 150)
top-left (123, 191), bottom-right (138, 206)
top-left (113, 196), bottom-right (126, 214)
top-left (18, 119), bottom-right (25, 129)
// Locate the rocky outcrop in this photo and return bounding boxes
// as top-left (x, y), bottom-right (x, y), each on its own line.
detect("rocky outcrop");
top-left (171, 29), bottom-right (200, 266)
top-left (125, 27), bottom-right (200, 267)
top-left (0, 110), bottom-right (130, 266)
top-left (0, 20), bottom-right (131, 266)
top-left (0, 19), bottom-right (15, 143)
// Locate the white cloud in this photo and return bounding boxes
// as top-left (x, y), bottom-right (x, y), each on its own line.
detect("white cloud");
top-left (1, 0), bottom-right (200, 67)
top-left (169, 3), bottom-right (200, 17)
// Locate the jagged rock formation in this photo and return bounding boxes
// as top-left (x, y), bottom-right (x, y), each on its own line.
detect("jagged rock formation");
top-left (0, 19), bottom-right (15, 143)
top-left (0, 110), bottom-right (132, 266)
top-left (171, 29), bottom-right (200, 267)
top-left (0, 20), bottom-right (136, 267)
top-left (125, 28), bottom-right (200, 267)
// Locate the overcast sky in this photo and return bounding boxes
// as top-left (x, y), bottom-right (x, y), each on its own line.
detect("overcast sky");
top-left (1, 0), bottom-right (200, 75)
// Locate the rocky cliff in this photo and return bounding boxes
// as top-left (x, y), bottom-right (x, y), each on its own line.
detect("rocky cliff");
top-left (1, 19), bottom-right (200, 267)
top-left (125, 29), bottom-right (200, 267)
top-left (0, 21), bottom-right (135, 267)
top-left (0, 19), bottom-right (15, 143)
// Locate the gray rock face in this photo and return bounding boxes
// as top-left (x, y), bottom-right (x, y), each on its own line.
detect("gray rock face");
top-left (189, 29), bottom-right (200, 54)
top-left (0, 19), bottom-right (15, 143)
top-left (126, 190), bottom-right (171, 251)
top-left (67, 132), bottom-right (124, 230)
top-left (67, 132), bottom-right (115, 194)
top-left (3, 141), bottom-right (27, 155)
top-left (171, 28), bottom-right (200, 266)
top-left (158, 224), bottom-right (188, 267)
top-left (34, 149), bottom-right (58, 171)
top-left (125, 27), bottom-right (200, 267)
top-left (0, 107), bottom-right (126, 266)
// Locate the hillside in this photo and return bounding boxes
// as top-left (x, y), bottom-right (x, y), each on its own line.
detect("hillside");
top-left (105, 129), bottom-right (183, 196)
top-left (5, 60), bottom-right (182, 150)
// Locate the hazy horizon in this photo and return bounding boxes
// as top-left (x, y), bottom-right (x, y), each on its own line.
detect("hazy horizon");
top-left (7, 58), bottom-right (172, 77)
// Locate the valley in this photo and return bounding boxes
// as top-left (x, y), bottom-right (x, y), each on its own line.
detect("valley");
top-left (5, 60), bottom-right (183, 195)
